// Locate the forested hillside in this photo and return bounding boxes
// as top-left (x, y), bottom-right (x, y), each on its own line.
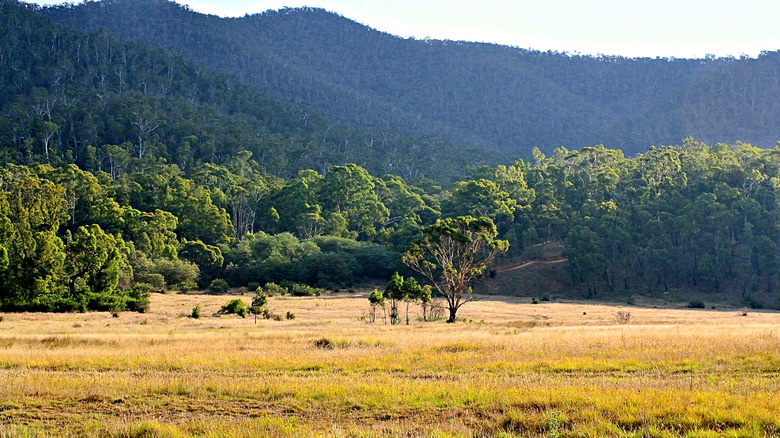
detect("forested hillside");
top-left (40, 0), bottom-right (780, 155)
top-left (3, 0), bottom-right (780, 312)
top-left (0, 0), bottom-right (488, 182)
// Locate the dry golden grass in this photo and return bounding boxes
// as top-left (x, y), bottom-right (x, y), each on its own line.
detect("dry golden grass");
top-left (0, 291), bottom-right (779, 437)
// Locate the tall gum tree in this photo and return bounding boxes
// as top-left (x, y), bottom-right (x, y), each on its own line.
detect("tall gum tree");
top-left (402, 216), bottom-right (508, 323)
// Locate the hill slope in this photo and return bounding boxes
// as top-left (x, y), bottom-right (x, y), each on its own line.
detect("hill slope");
top-left (1, 0), bottom-right (486, 181)
top-left (41, 0), bottom-right (780, 155)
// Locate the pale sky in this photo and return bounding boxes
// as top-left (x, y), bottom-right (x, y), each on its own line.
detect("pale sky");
top-left (26, 0), bottom-right (780, 59)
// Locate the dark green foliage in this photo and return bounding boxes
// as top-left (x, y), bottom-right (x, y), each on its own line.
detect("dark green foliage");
top-left (219, 299), bottom-right (248, 318)
top-left (3, 1), bottom-right (482, 183)
top-left (191, 304), bottom-right (202, 319)
top-left (262, 282), bottom-right (286, 296)
top-left (283, 282), bottom-right (324, 297)
top-left (40, 1), bottom-right (780, 158)
top-left (688, 300), bottom-right (706, 309)
top-left (208, 279), bottom-right (229, 294)
top-left (382, 272), bottom-right (423, 325)
top-left (126, 286), bottom-right (151, 313)
top-left (251, 292), bottom-right (267, 310)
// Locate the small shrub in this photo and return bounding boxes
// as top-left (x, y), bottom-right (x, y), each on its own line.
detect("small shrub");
top-left (314, 338), bottom-right (333, 350)
top-left (219, 299), bottom-right (248, 318)
top-left (688, 299), bottom-right (706, 309)
top-left (127, 285), bottom-right (151, 313)
top-left (208, 279), bottom-right (230, 294)
top-left (531, 298), bottom-right (540, 304)
top-left (132, 282), bottom-right (156, 296)
top-left (541, 295), bottom-right (551, 302)
top-left (615, 310), bottom-right (631, 324)
top-left (285, 311), bottom-right (295, 320)
top-left (428, 300), bottom-right (445, 320)
top-left (263, 282), bottom-right (287, 296)
top-left (288, 283), bottom-right (324, 297)
top-left (271, 313), bottom-right (283, 321)
top-left (191, 304), bottom-right (202, 319)
top-left (175, 280), bottom-right (198, 292)
top-left (141, 274), bottom-right (166, 292)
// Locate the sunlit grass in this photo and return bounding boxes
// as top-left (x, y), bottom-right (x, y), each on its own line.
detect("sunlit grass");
top-left (0, 292), bottom-right (778, 437)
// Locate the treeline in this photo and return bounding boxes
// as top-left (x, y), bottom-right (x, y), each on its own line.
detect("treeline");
top-left (0, 159), bottom-right (436, 311)
top-left (40, 0), bottom-right (780, 155)
top-left (524, 140), bottom-right (780, 307)
top-left (4, 139), bottom-right (780, 311)
top-left (1, 0), bottom-right (489, 183)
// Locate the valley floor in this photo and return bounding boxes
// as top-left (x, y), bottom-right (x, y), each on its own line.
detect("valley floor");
top-left (0, 292), bottom-right (778, 437)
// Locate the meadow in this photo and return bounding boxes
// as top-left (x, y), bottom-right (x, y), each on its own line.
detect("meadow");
top-left (0, 291), bottom-right (778, 437)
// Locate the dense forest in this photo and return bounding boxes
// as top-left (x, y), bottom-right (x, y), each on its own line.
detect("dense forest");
top-left (2, 0), bottom-right (780, 312)
top-left (4, 139), bottom-right (780, 311)
top-left (39, 0), bottom-right (780, 156)
top-left (0, 0), bottom-right (489, 182)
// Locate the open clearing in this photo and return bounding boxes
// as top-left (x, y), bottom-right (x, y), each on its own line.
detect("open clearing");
top-left (0, 292), bottom-right (779, 437)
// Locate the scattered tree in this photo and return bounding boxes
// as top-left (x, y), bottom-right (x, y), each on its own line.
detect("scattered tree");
top-left (403, 216), bottom-right (508, 323)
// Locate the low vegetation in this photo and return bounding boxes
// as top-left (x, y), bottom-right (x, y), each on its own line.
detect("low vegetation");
top-left (0, 292), bottom-right (778, 437)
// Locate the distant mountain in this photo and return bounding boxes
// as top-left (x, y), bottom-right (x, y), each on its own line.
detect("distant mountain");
top-left (1, 0), bottom-right (487, 181)
top-left (40, 0), bottom-right (780, 155)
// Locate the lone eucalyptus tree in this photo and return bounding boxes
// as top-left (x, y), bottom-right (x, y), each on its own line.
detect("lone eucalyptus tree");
top-left (402, 216), bottom-right (508, 323)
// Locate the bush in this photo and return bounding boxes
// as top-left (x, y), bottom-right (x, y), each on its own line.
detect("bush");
top-left (314, 338), bottom-right (334, 350)
top-left (139, 273), bottom-right (166, 292)
top-left (152, 258), bottom-right (200, 288)
top-left (191, 304), bottom-right (202, 319)
top-left (126, 285), bottom-right (151, 313)
top-left (615, 310), bottom-right (631, 324)
top-left (208, 279), bottom-right (230, 294)
top-left (263, 282), bottom-right (287, 296)
top-left (281, 282), bottom-right (324, 297)
top-left (175, 280), bottom-right (198, 292)
top-left (688, 299), bottom-right (706, 309)
top-left (285, 311), bottom-right (295, 320)
top-left (219, 299), bottom-right (248, 318)
top-left (247, 282), bottom-right (260, 292)
top-left (132, 283), bottom-right (156, 296)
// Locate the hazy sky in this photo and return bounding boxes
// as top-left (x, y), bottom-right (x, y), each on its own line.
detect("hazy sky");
top-left (26, 0), bottom-right (780, 58)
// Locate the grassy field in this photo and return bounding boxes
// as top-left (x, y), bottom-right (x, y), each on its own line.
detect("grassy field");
top-left (0, 291), bottom-right (779, 437)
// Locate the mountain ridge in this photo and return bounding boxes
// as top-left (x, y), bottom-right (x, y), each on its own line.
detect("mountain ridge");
top-left (39, 0), bottom-right (780, 155)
